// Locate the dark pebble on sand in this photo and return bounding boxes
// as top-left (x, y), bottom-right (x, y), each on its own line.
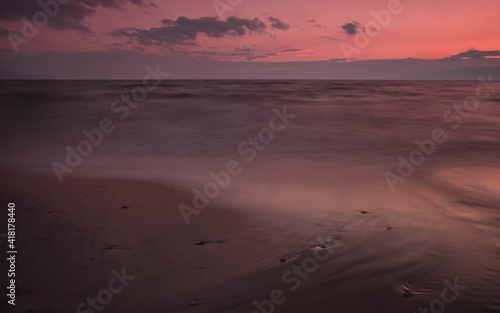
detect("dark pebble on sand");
top-left (386, 227), bottom-right (394, 230)
top-left (280, 257), bottom-right (287, 263)
top-left (121, 206), bottom-right (128, 209)
top-left (360, 211), bottom-right (369, 214)
top-left (195, 240), bottom-right (210, 246)
top-left (190, 299), bottom-right (200, 307)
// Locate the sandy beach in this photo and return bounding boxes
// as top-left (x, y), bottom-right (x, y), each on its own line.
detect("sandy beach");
top-left (2, 168), bottom-right (500, 313)
top-left (1, 171), bottom-right (268, 312)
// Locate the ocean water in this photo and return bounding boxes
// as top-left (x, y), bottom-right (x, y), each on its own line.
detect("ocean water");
top-left (1, 80), bottom-right (499, 175)
top-left (1, 80), bottom-right (500, 198)
top-left (1, 79), bottom-right (500, 311)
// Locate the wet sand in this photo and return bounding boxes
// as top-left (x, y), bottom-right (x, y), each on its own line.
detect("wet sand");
top-left (1, 170), bottom-right (500, 313)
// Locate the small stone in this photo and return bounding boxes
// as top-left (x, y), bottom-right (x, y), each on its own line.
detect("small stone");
top-left (190, 299), bottom-right (199, 307)
top-left (386, 227), bottom-right (394, 230)
top-left (121, 206), bottom-right (128, 209)
top-left (280, 257), bottom-right (287, 263)
top-left (195, 240), bottom-right (210, 246)
top-left (360, 211), bottom-right (369, 214)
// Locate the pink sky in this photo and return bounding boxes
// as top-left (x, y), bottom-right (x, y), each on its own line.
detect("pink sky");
top-left (0, 0), bottom-right (499, 78)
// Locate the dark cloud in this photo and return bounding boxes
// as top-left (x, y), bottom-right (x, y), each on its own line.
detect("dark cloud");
top-left (0, 0), bottom-right (144, 33)
top-left (282, 48), bottom-right (301, 52)
top-left (2, 49), bottom-right (500, 79)
top-left (341, 21), bottom-right (363, 36)
top-left (306, 19), bottom-right (316, 23)
top-left (328, 58), bottom-right (352, 62)
top-left (112, 16), bottom-right (266, 45)
top-left (189, 47), bottom-right (265, 60)
top-left (247, 55), bottom-right (269, 61)
top-left (441, 49), bottom-right (500, 61)
top-left (235, 47), bottom-right (253, 53)
top-left (267, 17), bottom-right (290, 30)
